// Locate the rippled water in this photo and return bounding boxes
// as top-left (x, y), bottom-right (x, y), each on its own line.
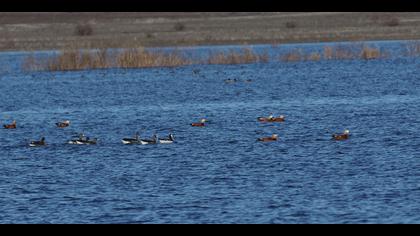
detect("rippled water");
top-left (1, 41), bottom-right (420, 223)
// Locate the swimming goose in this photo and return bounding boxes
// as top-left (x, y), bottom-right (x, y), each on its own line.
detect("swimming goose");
top-left (159, 133), bottom-right (175, 144)
top-left (121, 133), bottom-right (142, 145)
top-left (29, 137), bottom-right (46, 147)
top-left (140, 134), bottom-right (158, 145)
top-left (68, 133), bottom-right (97, 145)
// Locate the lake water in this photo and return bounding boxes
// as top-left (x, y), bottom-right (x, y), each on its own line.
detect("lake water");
top-left (0, 41), bottom-right (420, 223)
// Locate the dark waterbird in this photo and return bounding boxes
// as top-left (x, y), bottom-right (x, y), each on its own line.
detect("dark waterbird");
top-left (139, 134), bottom-right (158, 145)
top-left (68, 133), bottom-right (97, 145)
top-left (29, 137), bottom-right (46, 147)
top-left (121, 133), bottom-right (142, 145)
top-left (159, 133), bottom-right (175, 144)
top-left (224, 78), bottom-right (239, 84)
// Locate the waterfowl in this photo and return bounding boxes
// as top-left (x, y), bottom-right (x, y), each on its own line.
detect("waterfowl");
top-left (191, 119), bottom-right (207, 127)
top-left (56, 120), bottom-right (70, 128)
top-left (3, 120), bottom-right (16, 129)
top-left (121, 133), bottom-right (142, 145)
top-left (332, 129), bottom-right (350, 141)
top-left (257, 115), bottom-right (285, 122)
top-left (139, 134), bottom-right (158, 145)
top-left (258, 134), bottom-right (279, 142)
top-left (68, 133), bottom-right (97, 145)
top-left (224, 78), bottom-right (238, 83)
top-left (29, 137), bottom-right (46, 147)
top-left (159, 133), bottom-right (175, 144)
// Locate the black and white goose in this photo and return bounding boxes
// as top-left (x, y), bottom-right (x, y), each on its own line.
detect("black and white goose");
top-left (122, 133), bottom-right (142, 145)
top-left (140, 134), bottom-right (158, 145)
top-left (68, 133), bottom-right (97, 145)
top-left (29, 137), bottom-right (46, 147)
top-left (159, 133), bottom-right (175, 144)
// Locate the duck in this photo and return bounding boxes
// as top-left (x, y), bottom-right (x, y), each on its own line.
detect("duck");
top-left (29, 137), bottom-right (46, 147)
top-left (56, 120), bottom-right (70, 128)
top-left (3, 120), bottom-right (16, 129)
top-left (121, 133), bottom-right (142, 145)
top-left (191, 118), bottom-right (207, 127)
top-left (257, 114), bottom-right (285, 122)
top-left (139, 134), bottom-right (158, 145)
top-left (224, 78), bottom-right (238, 83)
top-left (332, 129), bottom-right (350, 141)
top-left (159, 133), bottom-right (175, 144)
top-left (68, 133), bottom-right (97, 145)
top-left (257, 134), bottom-right (279, 142)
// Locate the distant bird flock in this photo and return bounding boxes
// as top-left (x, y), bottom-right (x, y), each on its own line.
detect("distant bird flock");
top-left (2, 116), bottom-right (350, 147)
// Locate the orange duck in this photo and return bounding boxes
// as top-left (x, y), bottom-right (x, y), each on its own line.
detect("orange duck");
top-left (56, 120), bottom-right (70, 128)
top-left (191, 119), bottom-right (207, 127)
top-left (257, 134), bottom-right (279, 142)
top-left (332, 129), bottom-right (350, 141)
top-left (3, 120), bottom-right (16, 129)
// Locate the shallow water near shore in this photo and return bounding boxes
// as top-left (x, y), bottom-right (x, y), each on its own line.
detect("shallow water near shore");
top-left (1, 41), bottom-right (420, 223)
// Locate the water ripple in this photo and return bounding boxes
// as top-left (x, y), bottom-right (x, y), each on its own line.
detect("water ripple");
top-left (1, 42), bottom-right (420, 223)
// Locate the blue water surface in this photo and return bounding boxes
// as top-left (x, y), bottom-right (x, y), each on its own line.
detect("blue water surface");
top-left (0, 41), bottom-right (420, 223)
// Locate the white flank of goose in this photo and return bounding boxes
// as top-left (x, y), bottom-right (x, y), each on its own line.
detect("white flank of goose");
top-left (159, 134), bottom-right (175, 144)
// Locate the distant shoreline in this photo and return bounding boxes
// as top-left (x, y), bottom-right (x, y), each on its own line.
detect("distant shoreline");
top-left (1, 12), bottom-right (420, 52)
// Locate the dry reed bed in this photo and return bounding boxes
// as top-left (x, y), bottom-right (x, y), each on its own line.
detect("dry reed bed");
top-left (280, 44), bottom-right (389, 62)
top-left (404, 41), bottom-right (420, 57)
top-left (23, 48), bottom-right (193, 71)
top-left (207, 48), bottom-right (269, 65)
top-left (23, 47), bottom-right (268, 71)
top-left (22, 41), bottom-right (420, 72)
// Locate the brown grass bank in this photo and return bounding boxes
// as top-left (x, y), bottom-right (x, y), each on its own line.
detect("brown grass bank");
top-left (3, 12), bottom-right (420, 52)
